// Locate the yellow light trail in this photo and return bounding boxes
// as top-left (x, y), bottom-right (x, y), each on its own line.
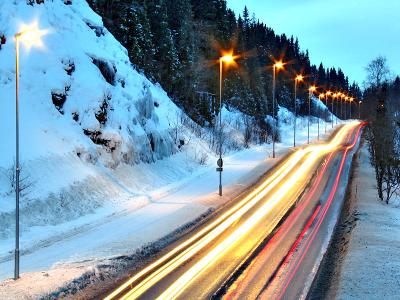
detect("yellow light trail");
top-left (106, 121), bottom-right (360, 300)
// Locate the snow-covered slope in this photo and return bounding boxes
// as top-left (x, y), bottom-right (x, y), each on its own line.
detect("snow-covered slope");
top-left (0, 0), bottom-right (181, 168)
top-left (0, 0), bottom-right (187, 233)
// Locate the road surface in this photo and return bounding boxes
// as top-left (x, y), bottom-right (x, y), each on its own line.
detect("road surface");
top-left (105, 121), bottom-right (363, 300)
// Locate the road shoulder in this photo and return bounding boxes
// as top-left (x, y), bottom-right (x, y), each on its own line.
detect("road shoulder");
top-left (309, 139), bottom-right (400, 299)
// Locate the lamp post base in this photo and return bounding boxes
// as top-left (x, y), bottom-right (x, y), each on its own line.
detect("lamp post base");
top-left (14, 249), bottom-right (19, 280)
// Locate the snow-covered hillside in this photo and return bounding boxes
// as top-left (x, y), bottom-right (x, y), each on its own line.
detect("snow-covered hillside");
top-left (0, 0), bottom-right (194, 231)
top-left (0, 0), bottom-right (278, 258)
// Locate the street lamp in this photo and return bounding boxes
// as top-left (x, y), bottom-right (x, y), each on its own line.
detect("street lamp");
top-left (332, 93), bottom-right (338, 128)
top-left (349, 97), bottom-right (354, 119)
top-left (308, 85), bottom-right (316, 144)
top-left (272, 60), bottom-right (285, 158)
top-left (217, 50), bottom-right (237, 196)
top-left (318, 93), bottom-right (325, 138)
top-left (337, 93), bottom-right (343, 124)
top-left (325, 91), bottom-right (332, 133)
top-left (345, 96), bottom-right (350, 119)
top-left (338, 93), bottom-right (343, 120)
top-left (358, 100), bottom-right (362, 119)
top-left (13, 21), bottom-right (47, 280)
top-left (293, 74), bottom-right (303, 147)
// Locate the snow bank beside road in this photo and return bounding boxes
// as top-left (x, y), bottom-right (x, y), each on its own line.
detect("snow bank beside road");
top-left (337, 145), bottom-right (400, 299)
top-left (0, 119), bottom-right (340, 299)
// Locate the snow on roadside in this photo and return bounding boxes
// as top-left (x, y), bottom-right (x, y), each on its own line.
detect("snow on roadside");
top-left (0, 118), bottom-right (340, 300)
top-left (0, 1), bottom-right (343, 298)
top-left (336, 145), bottom-right (400, 299)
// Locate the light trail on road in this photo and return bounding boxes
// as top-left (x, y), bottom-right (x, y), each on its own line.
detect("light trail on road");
top-left (106, 121), bottom-right (360, 300)
top-left (264, 123), bottom-right (364, 300)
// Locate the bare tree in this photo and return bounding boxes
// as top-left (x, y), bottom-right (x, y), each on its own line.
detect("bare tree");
top-left (243, 115), bottom-right (253, 148)
top-left (1, 160), bottom-right (35, 198)
top-left (364, 55), bottom-right (391, 88)
top-left (382, 159), bottom-right (400, 204)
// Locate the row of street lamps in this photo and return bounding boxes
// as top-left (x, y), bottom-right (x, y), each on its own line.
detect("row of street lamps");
top-left (216, 54), bottom-right (362, 197)
top-left (10, 22), bottom-right (363, 280)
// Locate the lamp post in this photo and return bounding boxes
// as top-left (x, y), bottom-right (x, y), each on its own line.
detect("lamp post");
top-left (14, 32), bottom-right (21, 281)
top-left (318, 93), bottom-right (325, 139)
top-left (344, 96), bottom-right (349, 120)
top-left (308, 85), bottom-right (316, 144)
top-left (293, 74), bottom-right (303, 147)
top-left (325, 91), bottom-right (332, 133)
top-left (13, 21), bottom-right (47, 280)
top-left (332, 93), bottom-right (337, 128)
top-left (336, 93), bottom-right (341, 125)
top-left (358, 100), bottom-right (362, 119)
top-left (272, 61), bottom-right (284, 157)
top-left (217, 51), bottom-right (236, 196)
top-left (349, 97), bottom-right (354, 119)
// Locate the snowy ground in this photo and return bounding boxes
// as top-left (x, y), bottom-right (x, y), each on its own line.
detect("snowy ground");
top-left (0, 1), bottom-right (344, 298)
top-left (0, 117), bottom-right (342, 299)
top-left (336, 145), bottom-right (400, 299)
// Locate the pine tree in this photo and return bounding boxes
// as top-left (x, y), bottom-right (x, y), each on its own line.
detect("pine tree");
top-left (88, 0), bottom-right (355, 132)
top-left (125, 6), bottom-right (143, 70)
top-left (137, 1), bottom-right (156, 78)
top-left (147, 0), bottom-right (180, 91)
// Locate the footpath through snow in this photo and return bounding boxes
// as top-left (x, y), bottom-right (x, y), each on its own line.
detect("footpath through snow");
top-left (336, 145), bottom-right (400, 299)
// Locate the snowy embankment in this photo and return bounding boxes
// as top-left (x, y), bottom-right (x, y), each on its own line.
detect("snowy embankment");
top-left (336, 145), bottom-right (400, 299)
top-left (0, 113), bottom-right (338, 299)
top-left (0, 0), bottom-right (339, 298)
top-left (0, 0), bottom-right (189, 233)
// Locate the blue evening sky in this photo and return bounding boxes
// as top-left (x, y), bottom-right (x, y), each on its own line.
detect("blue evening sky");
top-left (226, 0), bottom-right (400, 85)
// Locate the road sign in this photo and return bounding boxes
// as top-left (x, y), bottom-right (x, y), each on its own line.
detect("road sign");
top-left (217, 158), bottom-right (223, 168)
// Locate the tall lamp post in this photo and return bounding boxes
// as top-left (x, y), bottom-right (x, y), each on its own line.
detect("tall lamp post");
top-left (349, 97), bottom-right (354, 119)
top-left (217, 51), bottom-right (237, 196)
top-left (358, 100), bottom-right (362, 119)
top-left (272, 61), bottom-right (284, 158)
top-left (308, 85), bottom-right (316, 144)
top-left (331, 93), bottom-right (337, 128)
top-left (13, 21), bottom-right (47, 280)
top-left (336, 93), bottom-right (341, 125)
top-left (325, 91), bottom-right (332, 133)
top-left (293, 74), bottom-right (303, 147)
top-left (318, 93), bottom-right (325, 139)
top-left (339, 93), bottom-right (344, 120)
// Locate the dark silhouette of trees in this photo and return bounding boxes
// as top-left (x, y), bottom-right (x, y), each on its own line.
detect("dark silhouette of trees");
top-left (86, 0), bottom-right (357, 132)
top-left (363, 57), bottom-right (400, 204)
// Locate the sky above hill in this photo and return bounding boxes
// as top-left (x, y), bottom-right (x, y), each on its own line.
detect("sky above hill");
top-left (227, 0), bottom-right (400, 86)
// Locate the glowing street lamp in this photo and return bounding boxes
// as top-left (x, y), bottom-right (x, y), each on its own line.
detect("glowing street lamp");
top-left (337, 93), bottom-right (343, 120)
top-left (325, 91), bottom-right (332, 132)
top-left (308, 85), bottom-right (317, 144)
top-left (345, 96), bottom-right (350, 119)
top-left (13, 21), bottom-right (47, 280)
top-left (349, 97), bottom-right (354, 119)
top-left (272, 60), bottom-right (285, 157)
top-left (318, 93), bottom-right (325, 136)
top-left (316, 93), bottom-right (325, 140)
top-left (217, 50), bottom-right (237, 196)
top-left (358, 100), bottom-right (362, 119)
top-left (332, 92), bottom-right (338, 128)
top-left (293, 74), bottom-right (303, 147)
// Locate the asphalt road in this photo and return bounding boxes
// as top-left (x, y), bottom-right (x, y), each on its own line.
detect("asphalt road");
top-left (105, 121), bottom-right (363, 300)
